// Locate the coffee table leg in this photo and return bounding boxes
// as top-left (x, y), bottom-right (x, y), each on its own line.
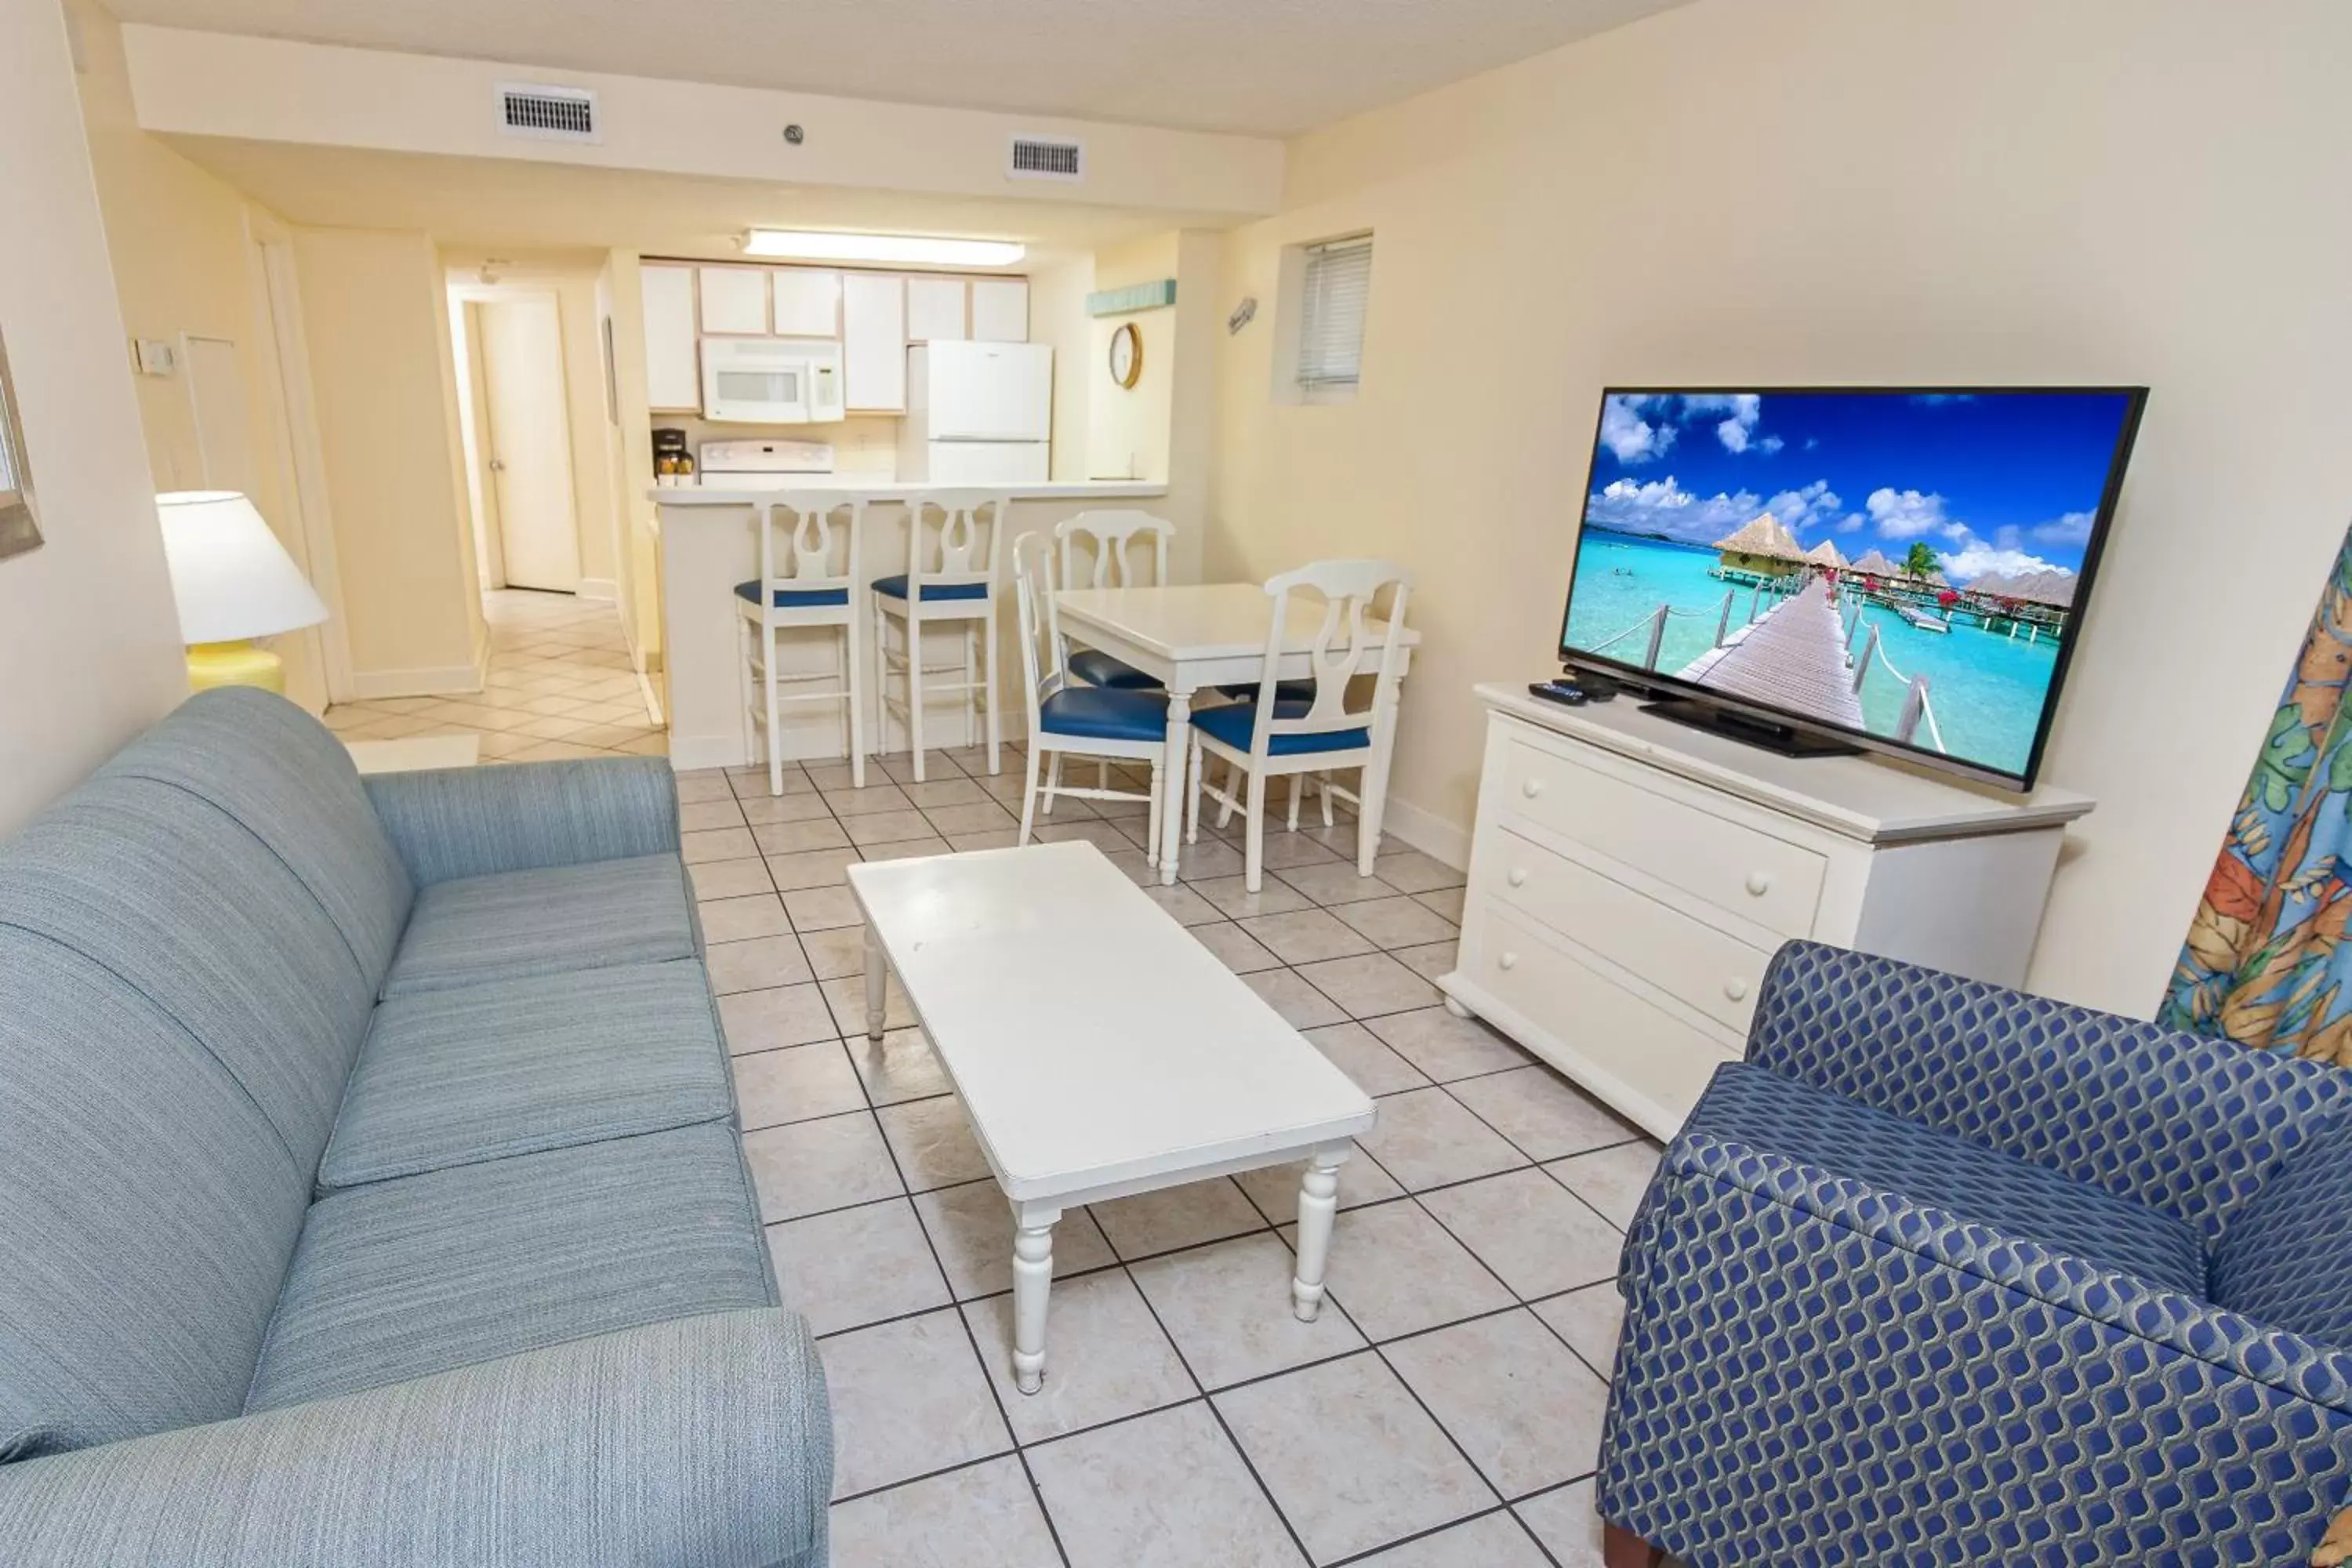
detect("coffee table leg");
top-left (862, 921), bottom-right (887, 1042)
top-left (1291, 1147), bottom-right (1348, 1323)
top-left (1011, 1203), bottom-right (1059, 1395)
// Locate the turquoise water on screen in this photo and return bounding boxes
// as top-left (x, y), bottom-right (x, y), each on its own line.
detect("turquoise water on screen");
top-left (1563, 530), bottom-right (2060, 778)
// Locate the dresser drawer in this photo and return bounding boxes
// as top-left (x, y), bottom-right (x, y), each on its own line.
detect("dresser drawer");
top-left (1488, 829), bottom-right (1770, 1033)
top-left (1497, 737), bottom-right (1826, 937)
top-left (1466, 904), bottom-right (1734, 1131)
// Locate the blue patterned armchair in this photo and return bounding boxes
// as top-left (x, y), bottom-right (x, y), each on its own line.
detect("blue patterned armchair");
top-left (1599, 940), bottom-right (2352, 1568)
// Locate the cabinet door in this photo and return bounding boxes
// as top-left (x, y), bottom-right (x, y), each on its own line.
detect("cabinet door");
top-left (640, 265), bottom-right (700, 410)
top-left (698, 267), bottom-right (769, 334)
top-left (906, 276), bottom-right (968, 343)
top-left (842, 273), bottom-right (907, 412)
top-left (771, 268), bottom-right (842, 336)
top-left (971, 278), bottom-right (1029, 343)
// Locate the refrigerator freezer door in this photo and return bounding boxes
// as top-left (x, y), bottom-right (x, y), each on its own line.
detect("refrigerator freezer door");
top-left (924, 440), bottom-right (1048, 485)
top-left (927, 342), bottom-right (1052, 442)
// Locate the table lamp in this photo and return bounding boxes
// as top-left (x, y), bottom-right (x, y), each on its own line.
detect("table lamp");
top-left (156, 490), bottom-right (330, 694)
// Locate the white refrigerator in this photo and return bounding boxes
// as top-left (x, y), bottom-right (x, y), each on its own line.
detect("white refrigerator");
top-left (897, 342), bottom-right (1053, 484)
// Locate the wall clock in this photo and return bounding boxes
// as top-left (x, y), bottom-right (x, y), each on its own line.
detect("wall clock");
top-left (1108, 321), bottom-right (1142, 390)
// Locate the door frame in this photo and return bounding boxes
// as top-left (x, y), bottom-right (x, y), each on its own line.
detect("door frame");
top-left (242, 208), bottom-right (355, 702)
top-left (448, 280), bottom-right (582, 595)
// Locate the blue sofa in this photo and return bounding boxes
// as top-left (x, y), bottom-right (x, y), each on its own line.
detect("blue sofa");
top-left (0, 689), bottom-right (831, 1565)
top-left (1600, 940), bottom-right (2352, 1568)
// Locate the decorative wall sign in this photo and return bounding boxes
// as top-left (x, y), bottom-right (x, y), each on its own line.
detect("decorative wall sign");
top-left (1086, 279), bottom-right (1177, 318)
top-left (1228, 296), bottom-right (1258, 335)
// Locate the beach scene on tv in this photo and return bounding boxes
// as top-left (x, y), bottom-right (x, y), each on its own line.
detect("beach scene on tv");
top-left (1561, 390), bottom-right (2138, 779)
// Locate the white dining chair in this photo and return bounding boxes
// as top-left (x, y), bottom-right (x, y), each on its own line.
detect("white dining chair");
top-left (1011, 532), bottom-right (1171, 856)
top-left (872, 490), bottom-right (1009, 783)
top-left (735, 492), bottom-right (870, 796)
top-left (1055, 510), bottom-right (1173, 691)
top-left (1185, 560), bottom-right (1414, 892)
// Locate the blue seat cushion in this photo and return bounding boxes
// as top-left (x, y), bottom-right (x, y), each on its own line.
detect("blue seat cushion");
top-left (735, 580), bottom-right (850, 609)
top-left (1192, 699), bottom-right (1370, 757)
top-left (1686, 1062), bottom-right (2209, 1297)
top-left (1068, 648), bottom-right (1162, 690)
top-left (245, 1122), bottom-right (774, 1413)
top-left (873, 574), bottom-right (989, 602)
top-left (2209, 1113), bottom-right (2352, 1347)
top-left (1038, 685), bottom-right (1170, 743)
top-left (1214, 679), bottom-right (1317, 703)
top-left (318, 960), bottom-right (735, 1191)
top-left (380, 852), bottom-right (696, 998)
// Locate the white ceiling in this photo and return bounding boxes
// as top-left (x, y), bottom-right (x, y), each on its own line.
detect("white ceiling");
top-left (103, 0), bottom-right (1691, 137)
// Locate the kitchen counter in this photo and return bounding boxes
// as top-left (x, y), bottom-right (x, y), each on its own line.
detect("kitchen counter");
top-left (650, 480), bottom-right (1168, 505)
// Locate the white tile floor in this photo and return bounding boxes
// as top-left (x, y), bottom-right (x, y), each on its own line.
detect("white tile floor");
top-left (680, 744), bottom-right (1668, 1567)
top-left (321, 590), bottom-right (662, 761)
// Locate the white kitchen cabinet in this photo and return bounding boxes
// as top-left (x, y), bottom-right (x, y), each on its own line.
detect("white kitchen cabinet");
top-left (906, 276), bottom-right (968, 343)
top-left (640, 264), bottom-right (700, 411)
top-left (971, 278), bottom-right (1029, 343)
top-left (771, 269), bottom-right (842, 337)
top-left (698, 267), bottom-right (770, 334)
top-left (842, 273), bottom-right (907, 412)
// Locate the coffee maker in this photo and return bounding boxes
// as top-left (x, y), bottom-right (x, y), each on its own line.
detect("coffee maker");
top-left (652, 427), bottom-right (692, 485)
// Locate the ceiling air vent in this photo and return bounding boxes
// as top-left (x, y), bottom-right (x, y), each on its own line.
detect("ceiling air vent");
top-left (1007, 135), bottom-right (1083, 183)
top-left (497, 82), bottom-right (600, 143)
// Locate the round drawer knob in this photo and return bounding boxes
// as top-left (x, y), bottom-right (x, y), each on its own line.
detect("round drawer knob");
top-left (1724, 977), bottom-right (1750, 1001)
top-left (1498, 951), bottom-right (1520, 971)
top-left (1744, 872), bottom-right (1772, 897)
top-left (1521, 778), bottom-right (1544, 799)
top-left (1507, 866), bottom-right (1530, 888)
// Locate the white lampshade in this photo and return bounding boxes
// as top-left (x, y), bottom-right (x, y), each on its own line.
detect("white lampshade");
top-left (156, 491), bottom-right (329, 644)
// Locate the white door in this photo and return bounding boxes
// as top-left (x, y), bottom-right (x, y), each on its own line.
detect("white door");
top-left (182, 335), bottom-right (262, 495)
top-left (477, 296), bottom-right (582, 593)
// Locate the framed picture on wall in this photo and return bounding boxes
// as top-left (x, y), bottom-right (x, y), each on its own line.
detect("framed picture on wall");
top-left (0, 328), bottom-right (42, 564)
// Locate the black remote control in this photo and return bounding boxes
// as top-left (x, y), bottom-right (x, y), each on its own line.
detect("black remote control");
top-left (1528, 679), bottom-right (1589, 707)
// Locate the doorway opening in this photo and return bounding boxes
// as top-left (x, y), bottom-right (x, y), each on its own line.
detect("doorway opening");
top-left (449, 285), bottom-right (583, 595)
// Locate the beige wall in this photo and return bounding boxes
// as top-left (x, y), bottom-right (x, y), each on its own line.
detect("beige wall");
top-left (1027, 255), bottom-right (1096, 483)
top-left (1087, 235), bottom-right (1179, 484)
top-left (293, 227), bottom-right (485, 693)
top-left (0, 0), bottom-right (188, 835)
top-left (1208, 0), bottom-right (2352, 1018)
top-left (68, 0), bottom-right (331, 711)
top-left (603, 250), bottom-right (662, 670)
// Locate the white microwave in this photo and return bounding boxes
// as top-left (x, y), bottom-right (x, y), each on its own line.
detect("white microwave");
top-left (701, 338), bottom-right (845, 425)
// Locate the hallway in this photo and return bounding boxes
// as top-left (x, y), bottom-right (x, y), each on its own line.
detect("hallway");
top-left (321, 590), bottom-right (664, 761)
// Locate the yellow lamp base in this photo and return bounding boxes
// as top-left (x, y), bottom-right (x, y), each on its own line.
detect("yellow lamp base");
top-left (187, 640), bottom-right (285, 694)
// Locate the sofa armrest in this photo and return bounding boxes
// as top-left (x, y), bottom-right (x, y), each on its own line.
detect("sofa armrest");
top-left (363, 757), bottom-right (681, 886)
top-left (1743, 940), bottom-right (2352, 1236)
top-left (0, 1308), bottom-right (830, 1568)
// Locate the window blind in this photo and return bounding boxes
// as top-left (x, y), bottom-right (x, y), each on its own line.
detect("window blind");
top-left (1296, 238), bottom-right (1372, 387)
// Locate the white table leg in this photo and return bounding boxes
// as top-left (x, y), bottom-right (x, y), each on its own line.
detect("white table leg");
top-left (1291, 1146), bottom-right (1347, 1322)
top-left (862, 921), bottom-right (887, 1041)
top-left (1011, 1204), bottom-right (1060, 1394)
top-left (1157, 685), bottom-right (1193, 885)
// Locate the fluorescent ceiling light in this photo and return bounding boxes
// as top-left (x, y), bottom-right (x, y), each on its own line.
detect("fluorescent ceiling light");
top-left (742, 230), bottom-right (1025, 267)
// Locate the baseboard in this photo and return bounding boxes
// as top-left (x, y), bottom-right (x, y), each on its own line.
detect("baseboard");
top-left (577, 577), bottom-right (619, 602)
top-left (1378, 792), bottom-right (1472, 870)
top-left (348, 662), bottom-right (485, 700)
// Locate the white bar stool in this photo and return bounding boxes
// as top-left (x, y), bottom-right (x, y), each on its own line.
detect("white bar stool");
top-left (871, 490), bottom-right (1009, 783)
top-left (735, 492), bottom-right (869, 795)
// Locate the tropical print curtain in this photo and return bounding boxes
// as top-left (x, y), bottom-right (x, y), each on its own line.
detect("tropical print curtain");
top-left (2163, 525), bottom-right (2352, 1059)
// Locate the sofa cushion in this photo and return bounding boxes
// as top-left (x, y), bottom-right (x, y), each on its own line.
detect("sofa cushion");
top-left (245, 1123), bottom-right (775, 1413)
top-left (0, 775), bottom-right (374, 1170)
top-left (379, 852), bottom-right (697, 997)
top-left (2209, 1113), bottom-right (2352, 1348)
top-left (1684, 1062), bottom-right (2209, 1298)
top-left (98, 688), bottom-right (414, 990)
top-left (0, 930), bottom-right (309, 1458)
top-left (319, 961), bottom-right (735, 1190)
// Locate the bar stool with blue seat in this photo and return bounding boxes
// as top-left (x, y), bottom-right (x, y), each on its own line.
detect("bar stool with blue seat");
top-left (872, 490), bottom-right (1008, 784)
top-left (1054, 510), bottom-right (1173, 692)
top-left (735, 492), bottom-right (869, 796)
top-left (1186, 560), bottom-right (1414, 893)
top-left (1010, 532), bottom-right (1171, 856)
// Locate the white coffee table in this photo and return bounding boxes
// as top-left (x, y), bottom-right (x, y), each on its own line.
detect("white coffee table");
top-left (846, 840), bottom-right (1377, 1394)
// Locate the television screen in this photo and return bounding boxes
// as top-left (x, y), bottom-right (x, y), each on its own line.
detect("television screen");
top-left (1559, 387), bottom-right (2145, 789)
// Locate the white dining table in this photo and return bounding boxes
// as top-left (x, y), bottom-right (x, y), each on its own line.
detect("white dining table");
top-left (1054, 583), bottom-right (1419, 885)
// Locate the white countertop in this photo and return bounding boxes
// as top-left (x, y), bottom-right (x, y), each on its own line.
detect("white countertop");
top-left (652, 480), bottom-right (1167, 505)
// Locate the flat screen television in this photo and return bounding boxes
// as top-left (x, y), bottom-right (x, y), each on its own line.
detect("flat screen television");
top-left (1558, 387), bottom-right (2146, 791)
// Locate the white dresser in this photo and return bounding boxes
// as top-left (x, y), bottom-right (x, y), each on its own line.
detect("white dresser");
top-left (1439, 684), bottom-right (2095, 1140)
